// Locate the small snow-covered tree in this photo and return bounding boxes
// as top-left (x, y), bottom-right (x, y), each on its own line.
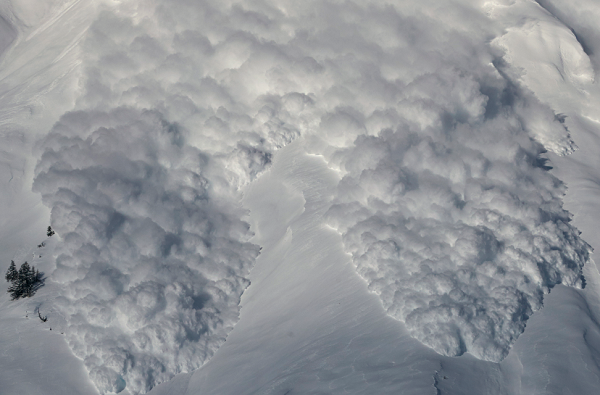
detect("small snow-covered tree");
top-left (5, 260), bottom-right (17, 282)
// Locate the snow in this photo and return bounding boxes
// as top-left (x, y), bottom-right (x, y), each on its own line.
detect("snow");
top-left (0, 14), bottom-right (16, 61)
top-left (0, 229), bottom-right (99, 395)
top-left (148, 141), bottom-right (443, 395)
top-left (1, 0), bottom-right (600, 394)
top-left (325, 120), bottom-right (589, 362)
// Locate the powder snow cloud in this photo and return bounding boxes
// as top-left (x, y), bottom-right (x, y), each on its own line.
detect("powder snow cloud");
top-left (32, 0), bottom-right (304, 393)
top-left (303, 0), bottom-right (591, 362)
top-left (27, 0), bottom-right (593, 392)
top-left (34, 108), bottom-right (260, 394)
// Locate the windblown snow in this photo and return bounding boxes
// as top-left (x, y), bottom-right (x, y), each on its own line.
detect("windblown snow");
top-left (0, 0), bottom-right (597, 393)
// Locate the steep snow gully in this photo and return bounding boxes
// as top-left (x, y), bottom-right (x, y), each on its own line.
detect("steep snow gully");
top-left (1, 0), bottom-right (600, 394)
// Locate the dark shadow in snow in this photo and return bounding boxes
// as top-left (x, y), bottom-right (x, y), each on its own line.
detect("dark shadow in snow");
top-left (30, 272), bottom-right (46, 295)
top-left (480, 69), bottom-right (519, 120)
top-left (161, 233), bottom-right (182, 257)
top-left (192, 292), bottom-right (211, 311)
top-left (106, 212), bottom-right (126, 240)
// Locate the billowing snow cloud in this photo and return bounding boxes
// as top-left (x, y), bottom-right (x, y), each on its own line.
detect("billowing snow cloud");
top-left (33, 108), bottom-right (261, 394)
top-left (29, 0), bottom-right (592, 392)
top-left (305, 1), bottom-right (592, 362)
top-left (324, 107), bottom-right (589, 361)
top-left (31, 1), bottom-right (304, 393)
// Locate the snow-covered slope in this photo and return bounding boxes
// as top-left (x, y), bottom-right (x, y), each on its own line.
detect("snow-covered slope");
top-left (1, 0), bottom-right (600, 394)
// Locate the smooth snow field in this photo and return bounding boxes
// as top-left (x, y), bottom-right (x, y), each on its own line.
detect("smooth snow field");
top-left (2, 0), bottom-right (600, 394)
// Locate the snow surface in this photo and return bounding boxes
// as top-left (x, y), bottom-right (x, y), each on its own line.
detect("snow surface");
top-left (1, 0), bottom-right (600, 394)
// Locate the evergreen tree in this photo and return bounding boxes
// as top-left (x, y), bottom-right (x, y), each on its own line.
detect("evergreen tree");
top-left (7, 263), bottom-right (26, 300)
top-left (8, 280), bottom-right (21, 300)
top-left (6, 261), bottom-right (44, 300)
top-left (18, 262), bottom-right (32, 297)
top-left (47, 226), bottom-right (55, 237)
top-left (5, 260), bottom-right (17, 282)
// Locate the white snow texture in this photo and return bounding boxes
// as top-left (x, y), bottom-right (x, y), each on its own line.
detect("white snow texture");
top-left (25, 0), bottom-right (593, 393)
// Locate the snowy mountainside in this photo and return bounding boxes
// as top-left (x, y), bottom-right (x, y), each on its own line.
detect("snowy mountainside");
top-left (1, 0), bottom-right (600, 395)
